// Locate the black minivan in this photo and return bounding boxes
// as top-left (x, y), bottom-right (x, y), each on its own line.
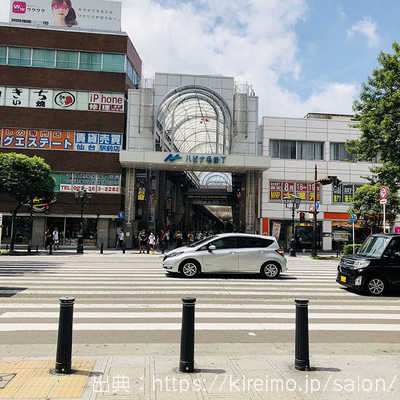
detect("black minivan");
top-left (337, 233), bottom-right (400, 296)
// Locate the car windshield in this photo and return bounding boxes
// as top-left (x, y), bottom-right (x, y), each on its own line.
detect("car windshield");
top-left (357, 236), bottom-right (391, 258)
top-left (188, 235), bottom-right (217, 247)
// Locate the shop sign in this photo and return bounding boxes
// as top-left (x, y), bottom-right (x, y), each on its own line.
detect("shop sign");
top-left (333, 231), bottom-right (349, 241)
top-left (1, 129), bottom-right (121, 153)
top-left (9, 0), bottom-right (122, 32)
top-left (270, 181), bottom-right (320, 202)
top-left (164, 153), bottom-right (227, 164)
top-left (56, 172), bottom-right (120, 194)
top-left (138, 187), bottom-right (145, 201)
top-left (1, 86), bottom-right (124, 113)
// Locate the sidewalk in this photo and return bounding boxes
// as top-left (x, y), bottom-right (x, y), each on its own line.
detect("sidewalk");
top-left (1, 343), bottom-right (399, 399)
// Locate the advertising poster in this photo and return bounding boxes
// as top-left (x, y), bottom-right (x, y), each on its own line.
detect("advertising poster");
top-left (272, 222), bottom-right (281, 241)
top-left (9, 0), bottom-right (122, 32)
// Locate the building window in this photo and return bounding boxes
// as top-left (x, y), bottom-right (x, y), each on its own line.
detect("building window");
top-left (0, 46), bottom-right (7, 64)
top-left (103, 53), bottom-right (125, 72)
top-left (56, 50), bottom-right (79, 69)
top-left (80, 52), bottom-right (102, 71)
top-left (330, 143), bottom-right (357, 161)
top-left (32, 49), bottom-right (55, 68)
top-left (8, 46), bottom-right (31, 66)
top-left (0, 45), bottom-right (140, 82)
top-left (271, 140), bottom-right (324, 160)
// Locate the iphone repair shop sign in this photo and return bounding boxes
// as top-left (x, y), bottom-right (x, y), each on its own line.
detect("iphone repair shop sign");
top-left (9, 0), bottom-right (122, 32)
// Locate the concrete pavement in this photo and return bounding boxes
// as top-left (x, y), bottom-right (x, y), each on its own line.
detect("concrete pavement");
top-left (1, 250), bottom-right (399, 399)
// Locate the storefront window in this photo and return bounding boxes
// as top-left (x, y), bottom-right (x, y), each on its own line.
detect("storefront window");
top-left (1, 216), bottom-right (31, 244)
top-left (65, 218), bottom-right (97, 246)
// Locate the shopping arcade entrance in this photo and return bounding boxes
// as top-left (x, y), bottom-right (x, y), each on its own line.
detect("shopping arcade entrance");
top-left (119, 150), bottom-right (270, 234)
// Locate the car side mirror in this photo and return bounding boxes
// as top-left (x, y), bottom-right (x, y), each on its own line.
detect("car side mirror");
top-left (208, 245), bottom-right (216, 252)
top-left (394, 252), bottom-right (400, 259)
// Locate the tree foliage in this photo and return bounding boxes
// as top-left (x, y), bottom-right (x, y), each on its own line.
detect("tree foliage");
top-left (347, 42), bottom-right (400, 190)
top-left (0, 153), bottom-right (55, 204)
top-left (0, 153), bottom-right (55, 250)
top-left (348, 185), bottom-right (400, 237)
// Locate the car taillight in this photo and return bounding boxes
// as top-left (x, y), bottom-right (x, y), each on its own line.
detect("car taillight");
top-left (276, 248), bottom-right (285, 257)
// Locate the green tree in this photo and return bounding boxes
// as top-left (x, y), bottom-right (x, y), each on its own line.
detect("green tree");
top-left (347, 42), bottom-right (400, 190)
top-left (0, 153), bottom-right (55, 251)
top-left (348, 185), bottom-right (400, 238)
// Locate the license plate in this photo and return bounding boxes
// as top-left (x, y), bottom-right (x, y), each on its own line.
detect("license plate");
top-left (340, 275), bottom-right (346, 283)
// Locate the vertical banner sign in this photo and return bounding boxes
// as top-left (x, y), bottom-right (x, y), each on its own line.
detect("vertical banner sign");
top-left (272, 222), bottom-right (281, 241)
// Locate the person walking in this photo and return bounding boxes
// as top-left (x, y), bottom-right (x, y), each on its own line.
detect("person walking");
top-left (118, 229), bottom-right (125, 251)
top-left (139, 230), bottom-right (147, 253)
top-left (44, 228), bottom-right (51, 249)
top-left (148, 231), bottom-right (156, 254)
top-left (176, 230), bottom-right (183, 248)
top-left (160, 229), bottom-right (166, 254)
top-left (53, 227), bottom-right (60, 250)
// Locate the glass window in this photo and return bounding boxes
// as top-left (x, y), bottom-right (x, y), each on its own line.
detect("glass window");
top-left (80, 52), bottom-right (101, 71)
top-left (103, 53), bottom-right (125, 72)
top-left (56, 50), bottom-right (78, 69)
top-left (330, 142), bottom-right (356, 161)
top-left (211, 237), bottom-right (237, 249)
top-left (297, 141), bottom-right (314, 160)
top-left (8, 47), bottom-right (31, 66)
top-left (32, 49), bottom-right (55, 67)
top-left (270, 140), bottom-right (280, 158)
top-left (314, 142), bottom-right (324, 160)
top-left (0, 46), bottom-right (7, 64)
top-left (280, 140), bottom-right (296, 159)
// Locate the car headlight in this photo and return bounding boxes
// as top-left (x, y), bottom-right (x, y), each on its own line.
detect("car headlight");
top-left (164, 251), bottom-right (184, 260)
top-left (350, 260), bottom-right (370, 269)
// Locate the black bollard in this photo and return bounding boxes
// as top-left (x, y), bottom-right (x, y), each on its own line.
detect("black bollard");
top-left (122, 242), bottom-right (126, 254)
top-left (49, 245), bottom-right (52, 255)
top-left (147, 243), bottom-right (150, 254)
top-left (100, 243), bottom-right (104, 254)
top-left (179, 297), bottom-right (196, 373)
top-left (55, 297), bottom-right (75, 374)
top-left (295, 299), bottom-right (310, 371)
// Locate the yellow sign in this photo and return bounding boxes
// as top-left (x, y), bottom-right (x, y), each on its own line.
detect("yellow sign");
top-left (138, 187), bottom-right (145, 201)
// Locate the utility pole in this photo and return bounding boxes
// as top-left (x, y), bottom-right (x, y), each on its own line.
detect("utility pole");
top-left (311, 165), bottom-right (341, 258)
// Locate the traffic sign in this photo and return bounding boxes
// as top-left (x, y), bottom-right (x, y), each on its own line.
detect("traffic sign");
top-left (350, 214), bottom-right (356, 222)
top-left (380, 199), bottom-right (387, 204)
top-left (315, 201), bottom-right (319, 210)
top-left (117, 211), bottom-right (126, 219)
top-left (309, 204), bottom-right (314, 212)
top-left (380, 186), bottom-right (387, 200)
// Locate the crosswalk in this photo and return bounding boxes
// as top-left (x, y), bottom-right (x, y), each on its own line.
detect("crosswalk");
top-left (1, 261), bottom-right (399, 344)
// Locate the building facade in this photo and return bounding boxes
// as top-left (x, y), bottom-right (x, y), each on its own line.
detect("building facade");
top-left (0, 23), bottom-right (142, 248)
top-left (259, 113), bottom-right (379, 252)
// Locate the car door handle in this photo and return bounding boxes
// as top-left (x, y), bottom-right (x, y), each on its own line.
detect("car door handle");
top-left (229, 251), bottom-right (237, 254)
top-left (258, 250), bottom-right (265, 253)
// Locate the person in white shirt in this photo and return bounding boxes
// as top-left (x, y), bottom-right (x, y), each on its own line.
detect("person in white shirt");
top-left (53, 227), bottom-right (60, 250)
top-left (118, 230), bottom-right (125, 250)
top-left (148, 232), bottom-right (156, 254)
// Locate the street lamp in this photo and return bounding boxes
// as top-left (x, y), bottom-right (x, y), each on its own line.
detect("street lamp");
top-left (283, 193), bottom-right (301, 257)
top-left (74, 190), bottom-right (93, 254)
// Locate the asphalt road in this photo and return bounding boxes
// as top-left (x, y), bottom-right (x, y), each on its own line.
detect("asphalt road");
top-left (1, 251), bottom-right (400, 347)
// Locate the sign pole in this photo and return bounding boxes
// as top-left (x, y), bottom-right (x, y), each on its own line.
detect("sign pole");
top-left (352, 220), bottom-right (355, 254)
top-left (0, 213), bottom-right (2, 253)
top-left (383, 203), bottom-right (386, 234)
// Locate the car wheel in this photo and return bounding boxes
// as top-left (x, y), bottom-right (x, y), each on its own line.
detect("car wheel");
top-left (180, 260), bottom-right (200, 278)
top-left (366, 277), bottom-right (387, 296)
top-left (261, 262), bottom-right (280, 278)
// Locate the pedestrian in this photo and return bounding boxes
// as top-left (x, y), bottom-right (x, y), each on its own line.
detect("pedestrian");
top-left (165, 230), bottom-right (170, 250)
top-left (160, 229), bottom-right (166, 254)
top-left (296, 234), bottom-right (302, 252)
top-left (148, 231), bottom-right (156, 254)
top-left (53, 227), bottom-right (60, 250)
top-left (176, 230), bottom-right (183, 248)
top-left (139, 230), bottom-right (147, 253)
top-left (118, 229), bottom-right (125, 251)
top-left (44, 228), bottom-right (51, 249)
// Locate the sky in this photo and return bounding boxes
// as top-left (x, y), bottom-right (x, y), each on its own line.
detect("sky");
top-left (1, 0), bottom-right (399, 120)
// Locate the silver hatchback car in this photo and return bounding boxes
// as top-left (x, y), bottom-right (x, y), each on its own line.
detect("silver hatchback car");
top-left (163, 233), bottom-right (287, 278)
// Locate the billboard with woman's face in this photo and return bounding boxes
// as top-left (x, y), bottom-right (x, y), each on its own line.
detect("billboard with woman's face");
top-left (9, 0), bottom-right (121, 32)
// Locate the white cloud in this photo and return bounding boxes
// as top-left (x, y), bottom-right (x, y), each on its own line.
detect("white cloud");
top-left (0, 0), bottom-right (359, 119)
top-left (347, 17), bottom-right (380, 47)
